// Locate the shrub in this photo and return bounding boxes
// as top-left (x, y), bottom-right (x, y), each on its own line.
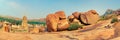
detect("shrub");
top-left (111, 17), bottom-right (118, 23)
top-left (68, 22), bottom-right (83, 31)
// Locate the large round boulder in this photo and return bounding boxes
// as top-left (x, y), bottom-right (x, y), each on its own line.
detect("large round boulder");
top-left (80, 10), bottom-right (100, 24)
top-left (46, 14), bottom-right (59, 32)
top-left (46, 11), bottom-right (70, 32)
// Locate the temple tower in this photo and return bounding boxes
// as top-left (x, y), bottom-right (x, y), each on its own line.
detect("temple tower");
top-left (21, 16), bottom-right (28, 30)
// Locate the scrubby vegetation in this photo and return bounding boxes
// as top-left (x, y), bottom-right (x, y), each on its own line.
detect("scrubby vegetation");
top-left (68, 22), bottom-right (83, 31)
top-left (28, 21), bottom-right (46, 26)
top-left (111, 17), bottom-right (118, 23)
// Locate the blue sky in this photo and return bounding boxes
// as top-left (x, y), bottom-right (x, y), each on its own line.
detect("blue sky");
top-left (0, 0), bottom-right (120, 19)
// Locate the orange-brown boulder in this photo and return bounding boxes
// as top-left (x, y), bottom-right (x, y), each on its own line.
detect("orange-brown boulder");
top-left (57, 19), bottom-right (69, 31)
top-left (46, 11), bottom-right (70, 32)
top-left (46, 14), bottom-right (59, 32)
top-left (80, 10), bottom-right (100, 24)
top-left (68, 15), bottom-right (74, 22)
top-left (55, 11), bottom-right (66, 19)
top-left (72, 12), bottom-right (80, 19)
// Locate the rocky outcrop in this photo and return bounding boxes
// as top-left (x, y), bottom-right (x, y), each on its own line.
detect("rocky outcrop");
top-left (46, 11), bottom-right (69, 32)
top-left (68, 10), bottom-right (100, 25)
top-left (113, 22), bottom-right (120, 36)
top-left (46, 10), bottom-right (100, 32)
top-left (72, 12), bottom-right (80, 19)
top-left (80, 10), bottom-right (100, 24)
top-left (46, 14), bottom-right (59, 32)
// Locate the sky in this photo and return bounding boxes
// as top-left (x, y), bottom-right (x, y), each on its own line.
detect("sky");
top-left (0, 0), bottom-right (120, 19)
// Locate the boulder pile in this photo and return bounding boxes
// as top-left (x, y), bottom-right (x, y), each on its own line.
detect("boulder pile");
top-left (68, 10), bottom-right (100, 25)
top-left (46, 10), bottom-right (100, 32)
top-left (46, 11), bottom-right (69, 32)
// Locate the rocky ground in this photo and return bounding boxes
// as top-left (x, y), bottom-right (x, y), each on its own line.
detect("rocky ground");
top-left (0, 19), bottom-right (119, 40)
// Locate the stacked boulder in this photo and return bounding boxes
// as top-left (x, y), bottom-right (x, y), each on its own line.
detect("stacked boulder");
top-left (68, 10), bottom-right (100, 25)
top-left (46, 11), bottom-right (69, 32)
top-left (68, 12), bottom-right (81, 25)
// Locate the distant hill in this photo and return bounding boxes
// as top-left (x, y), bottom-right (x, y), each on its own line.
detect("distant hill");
top-left (102, 9), bottom-right (114, 16)
top-left (103, 9), bottom-right (120, 16)
top-left (0, 15), bottom-right (46, 25)
top-left (100, 9), bottom-right (120, 20)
